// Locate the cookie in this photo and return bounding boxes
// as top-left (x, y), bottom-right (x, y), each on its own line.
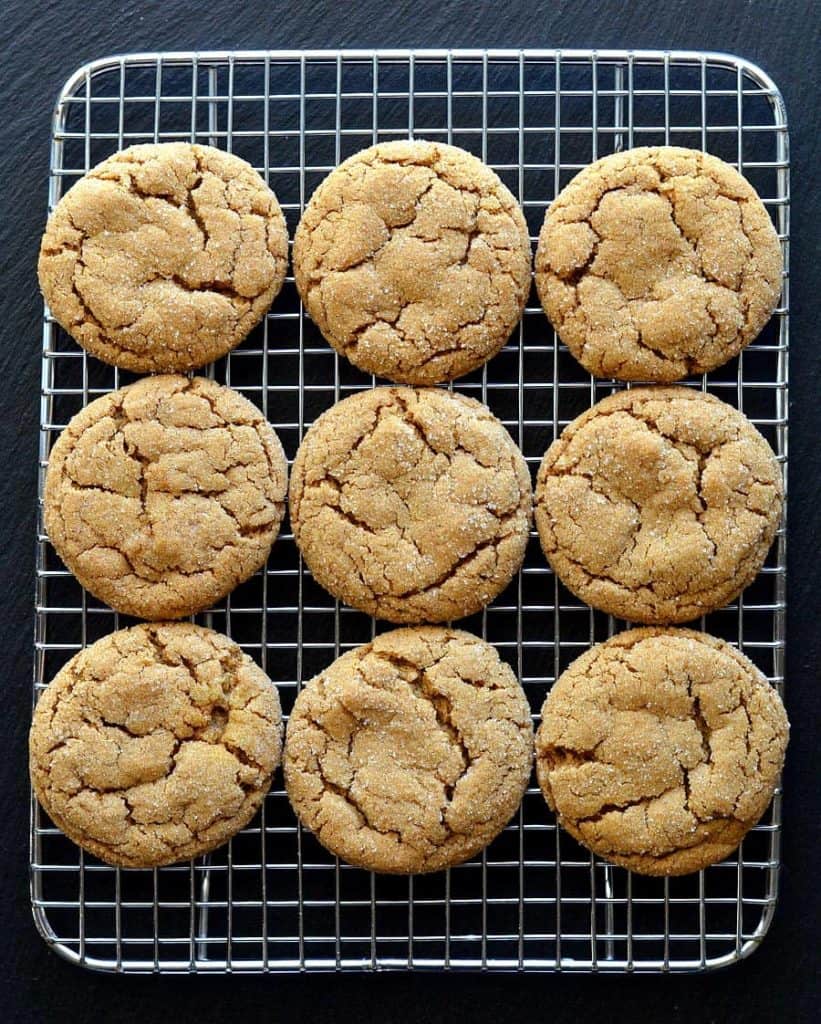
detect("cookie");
top-left (44, 375), bottom-right (287, 619)
top-left (289, 386), bottom-right (533, 623)
top-left (38, 142), bottom-right (289, 372)
top-left (535, 387), bottom-right (782, 623)
top-left (284, 627), bottom-right (533, 874)
top-left (536, 627), bottom-right (788, 876)
top-left (29, 623), bottom-right (283, 869)
top-left (535, 146), bottom-right (782, 381)
top-left (293, 140), bottom-right (532, 384)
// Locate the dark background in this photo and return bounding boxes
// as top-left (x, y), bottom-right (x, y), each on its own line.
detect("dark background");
top-left (1, 2), bottom-right (819, 1021)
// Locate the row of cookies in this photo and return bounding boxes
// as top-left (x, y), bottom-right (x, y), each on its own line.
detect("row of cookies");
top-left (38, 140), bottom-right (782, 386)
top-left (30, 620), bottom-right (787, 877)
top-left (42, 376), bottom-right (782, 629)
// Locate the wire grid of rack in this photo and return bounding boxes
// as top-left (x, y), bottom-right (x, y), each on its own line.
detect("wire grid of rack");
top-left (31, 49), bottom-right (789, 974)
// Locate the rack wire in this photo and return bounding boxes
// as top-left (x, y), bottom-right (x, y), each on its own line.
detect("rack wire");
top-left (31, 49), bottom-right (789, 973)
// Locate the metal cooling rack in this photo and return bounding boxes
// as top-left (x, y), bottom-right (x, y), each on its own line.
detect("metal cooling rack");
top-left (31, 49), bottom-right (789, 974)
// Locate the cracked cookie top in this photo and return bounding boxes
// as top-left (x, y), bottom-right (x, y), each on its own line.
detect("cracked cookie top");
top-left (535, 387), bottom-right (782, 623)
top-left (38, 142), bottom-right (289, 372)
top-left (535, 146), bottom-right (782, 381)
top-left (536, 627), bottom-right (788, 876)
top-left (284, 627), bottom-right (534, 873)
top-left (289, 387), bottom-right (533, 623)
top-left (293, 140), bottom-right (532, 384)
top-left (29, 623), bottom-right (283, 868)
top-left (44, 375), bottom-right (287, 620)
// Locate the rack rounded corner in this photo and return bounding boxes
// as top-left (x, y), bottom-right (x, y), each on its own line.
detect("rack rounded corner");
top-left (30, 900), bottom-right (120, 974)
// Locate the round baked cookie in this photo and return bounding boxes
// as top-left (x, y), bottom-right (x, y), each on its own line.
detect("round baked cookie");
top-left (536, 627), bottom-right (788, 876)
top-left (293, 140), bottom-right (532, 384)
top-left (38, 142), bottom-right (289, 372)
top-left (535, 387), bottom-right (782, 623)
top-left (535, 146), bottom-right (783, 381)
top-left (44, 375), bottom-right (287, 619)
top-left (290, 386), bottom-right (533, 623)
top-left (284, 627), bottom-right (534, 873)
top-left (30, 623), bottom-right (283, 869)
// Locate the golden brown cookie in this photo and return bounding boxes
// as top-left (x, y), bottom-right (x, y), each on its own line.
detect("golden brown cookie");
top-left (290, 386), bottom-right (533, 623)
top-left (38, 142), bottom-right (288, 372)
top-left (30, 623), bottom-right (283, 869)
top-left (535, 387), bottom-right (782, 623)
top-left (284, 627), bottom-right (533, 873)
top-left (44, 375), bottom-right (287, 619)
top-left (536, 627), bottom-right (788, 876)
top-left (535, 146), bottom-right (782, 381)
top-left (293, 140), bottom-right (532, 384)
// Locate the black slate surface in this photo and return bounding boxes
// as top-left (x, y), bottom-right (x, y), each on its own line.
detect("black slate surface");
top-left (1, 2), bottom-right (819, 1021)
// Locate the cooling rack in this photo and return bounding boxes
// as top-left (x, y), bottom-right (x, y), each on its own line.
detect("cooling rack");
top-left (32, 48), bottom-right (789, 973)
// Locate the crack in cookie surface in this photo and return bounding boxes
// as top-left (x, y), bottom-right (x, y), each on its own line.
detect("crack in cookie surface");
top-left (289, 386), bottom-right (533, 623)
top-left (534, 386), bottom-right (782, 624)
top-left (293, 140), bottom-right (532, 384)
top-left (29, 623), bottom-right (283, 869)
top-left (44, 374), bottom-right (287, 620)
top-left (535, 146), bottom-right (783, 381)
top-left (535, 627), bottom-right (788, 876)
top-left (38, 142), bottom-right (289, 372)
top-left (283, 627), bottom-right (534, 873)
